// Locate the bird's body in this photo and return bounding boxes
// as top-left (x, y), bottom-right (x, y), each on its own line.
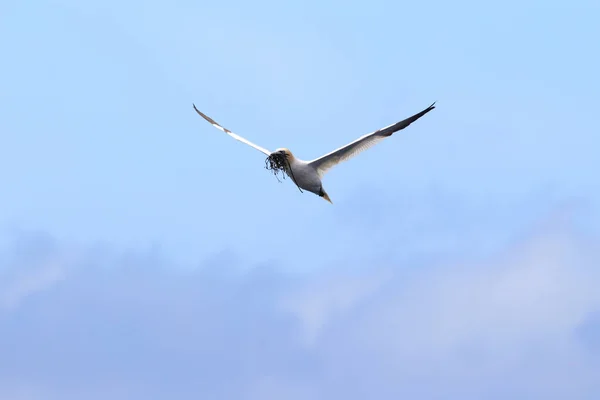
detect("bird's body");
top-left (272, 148), bottom-right (332, 202)
top-left (192, 102), bottom-right (436, 204)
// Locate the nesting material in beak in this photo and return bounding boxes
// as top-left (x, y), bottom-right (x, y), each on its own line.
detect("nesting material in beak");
top-left (265, 152), bottom-right (304, 193)
top-left (264, 152), bottom-right (289, 182)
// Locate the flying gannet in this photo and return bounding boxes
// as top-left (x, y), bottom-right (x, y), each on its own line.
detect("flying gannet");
top-left (192, 102), bottom-right (436, 204)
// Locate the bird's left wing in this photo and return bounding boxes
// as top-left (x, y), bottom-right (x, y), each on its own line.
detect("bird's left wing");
top-left (308, 102), bottom-right (436, 177)
top-left (193, 104), bottom-right (271, 156)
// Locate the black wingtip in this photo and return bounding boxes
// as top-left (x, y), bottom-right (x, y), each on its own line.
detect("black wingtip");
top-left (192, 103), bottom-right (204, 117)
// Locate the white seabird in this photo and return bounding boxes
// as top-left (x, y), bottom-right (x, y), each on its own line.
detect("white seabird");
top-left (192, 102), bottom-right (436, 204)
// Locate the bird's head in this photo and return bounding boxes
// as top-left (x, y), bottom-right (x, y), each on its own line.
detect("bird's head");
top-left (273, 148), bottom-right (294, 160)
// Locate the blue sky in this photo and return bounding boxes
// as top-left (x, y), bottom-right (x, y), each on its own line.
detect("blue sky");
top-left (1, 0), bottom-right (599, 398)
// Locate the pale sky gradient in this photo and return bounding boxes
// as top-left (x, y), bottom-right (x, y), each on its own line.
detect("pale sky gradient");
top-left (1, 0), bottom-right (599, 398)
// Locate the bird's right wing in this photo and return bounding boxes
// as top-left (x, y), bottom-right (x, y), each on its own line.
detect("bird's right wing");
top-left (193, 104), bottom-right (271, 156)
top-left (308, 102), bottom-right (435, 177)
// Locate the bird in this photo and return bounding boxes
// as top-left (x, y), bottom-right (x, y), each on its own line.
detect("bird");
top-left (192, 102), bottom-right (436, 204)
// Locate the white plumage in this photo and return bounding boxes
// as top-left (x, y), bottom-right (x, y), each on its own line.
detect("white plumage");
top-left (192, 102), bottom-right (436, 203)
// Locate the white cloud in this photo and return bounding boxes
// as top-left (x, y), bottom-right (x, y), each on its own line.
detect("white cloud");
top-left (280, 268), bottom-right (392, 347)
top-left (0, 219), bottom-right (598, 399)
top-left (0, 245), bottom-right (77, 312)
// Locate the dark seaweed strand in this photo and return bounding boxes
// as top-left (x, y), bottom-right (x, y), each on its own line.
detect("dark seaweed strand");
top-left (264, 153), bottom-right (303, 193)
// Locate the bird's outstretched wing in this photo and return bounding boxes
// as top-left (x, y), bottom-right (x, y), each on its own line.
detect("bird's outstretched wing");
top-left (308, 102), bottom-right (436, 177)
top-left (192, 104), bottom-right (271, 156)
